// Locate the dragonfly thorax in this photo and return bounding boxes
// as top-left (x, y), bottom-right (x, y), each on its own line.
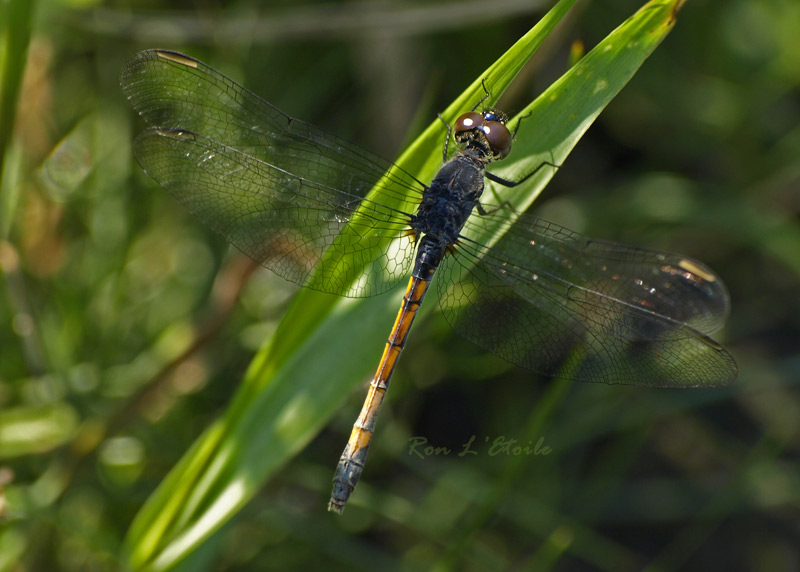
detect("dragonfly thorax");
top-left (410, 153), bottom-right (487, 247)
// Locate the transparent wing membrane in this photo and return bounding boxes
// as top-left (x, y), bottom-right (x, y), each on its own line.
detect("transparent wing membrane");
top-left (122, 50), bottom-right (421, 296)
top-left (444, 211), bottom-right (735, 386)
top-left (122, 49), bottom-right (736, 385)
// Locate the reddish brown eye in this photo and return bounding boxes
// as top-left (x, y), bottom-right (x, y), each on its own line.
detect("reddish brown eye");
top-left (482, 120), bottom-right (512, 158)
top-left (454, 112), bottom-right (484, 134)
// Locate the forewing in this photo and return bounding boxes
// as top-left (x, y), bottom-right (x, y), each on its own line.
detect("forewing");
top-left (121, 50), bottom-right (422, 296)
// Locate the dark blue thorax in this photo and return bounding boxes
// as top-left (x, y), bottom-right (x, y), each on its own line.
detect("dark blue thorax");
top-left (411, 151), bottom-right (488, 248)
top-left (409, 150), bottom-right (490, 277)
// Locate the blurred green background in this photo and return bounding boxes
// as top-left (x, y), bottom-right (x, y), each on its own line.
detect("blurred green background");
top-left (1, 0), bottom-right (798, 570)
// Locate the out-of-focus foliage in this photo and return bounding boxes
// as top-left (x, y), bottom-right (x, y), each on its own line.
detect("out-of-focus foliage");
top-left (0, 0), bottom-right (798, 571)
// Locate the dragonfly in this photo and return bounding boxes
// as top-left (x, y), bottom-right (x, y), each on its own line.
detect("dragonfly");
top-left (120, 50), bottom-right (737, 514)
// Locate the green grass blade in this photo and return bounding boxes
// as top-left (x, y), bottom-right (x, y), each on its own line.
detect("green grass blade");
top-left (123, 0), bottom-right (687, 569)
top-left (0, 0), bottom-right (36, 205)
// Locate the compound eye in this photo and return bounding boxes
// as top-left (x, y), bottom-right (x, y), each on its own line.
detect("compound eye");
top-left (482, 121), bottom-right (512, 158)
top-left (454, 112), bottom-right (485, 134)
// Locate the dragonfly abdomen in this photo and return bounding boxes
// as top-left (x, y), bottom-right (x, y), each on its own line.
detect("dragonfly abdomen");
top-left (328, 238), bottom-right (441, 513)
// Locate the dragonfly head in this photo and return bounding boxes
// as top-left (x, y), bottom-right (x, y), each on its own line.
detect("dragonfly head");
top-left (453, 109), bottom-right (512, 161)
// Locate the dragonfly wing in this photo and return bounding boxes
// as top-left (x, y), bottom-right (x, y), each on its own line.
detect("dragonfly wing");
top-left (120, 50), bottom-right (423, 212)
top-left (462, 210), bottom-right (730, 334)
top-left (440, 212), bottom-right (737, 387)
top-left (133, 128), bottom-right (416, 296)
top-left (122, 50), bottom-right (423, 296)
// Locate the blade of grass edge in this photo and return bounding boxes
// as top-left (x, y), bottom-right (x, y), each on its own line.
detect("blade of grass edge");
top-left (243, 0), bottom-right (579, 391)
top-left (118, 0), bottom-right (700, 568)
top-left (439, 0), bottom-right (690, 569)
top-left (0, 0), bottom-right (36, 231)
top-left (123, 0), bottom-right (575, 565)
